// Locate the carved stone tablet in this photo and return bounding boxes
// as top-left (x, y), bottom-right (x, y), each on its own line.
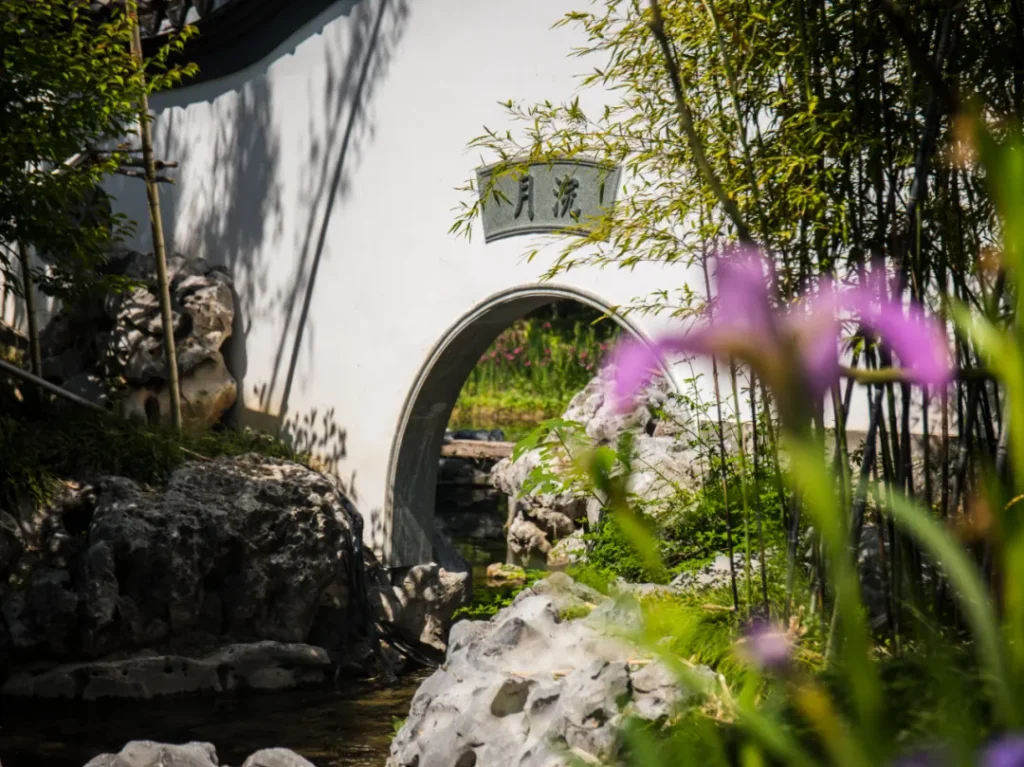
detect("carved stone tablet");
top-left (476, 159), bottom-right (621, 243)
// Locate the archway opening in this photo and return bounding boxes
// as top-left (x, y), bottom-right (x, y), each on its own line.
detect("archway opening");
top-left (384, 286), bottom-right (657, 574)
top-left (435, 298), bottom-right (621, 592)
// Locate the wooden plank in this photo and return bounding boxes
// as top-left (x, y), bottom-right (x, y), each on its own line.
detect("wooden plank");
top-left (440, 439), bottom-right (515, 460)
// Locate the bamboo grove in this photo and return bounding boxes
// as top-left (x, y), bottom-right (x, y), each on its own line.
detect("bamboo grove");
top-left (452, 0), bottom-right (1024, 649)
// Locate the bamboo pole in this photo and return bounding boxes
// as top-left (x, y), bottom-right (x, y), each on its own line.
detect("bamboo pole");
top-left (128, 2), bottom-right (182, 433)
top-left (17, 242), bottom-right (42, 378)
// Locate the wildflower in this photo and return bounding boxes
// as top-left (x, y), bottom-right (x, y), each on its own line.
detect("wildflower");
top-left (608, 247), bottom-right (952, 417)
top-left (739, 618), bottom-right (793, 672)
top-left (981, 735), bottom-right (1024, 767)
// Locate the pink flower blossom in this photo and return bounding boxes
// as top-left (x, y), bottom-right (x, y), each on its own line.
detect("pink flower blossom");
top-left (608, 247), bottom-right (952, 414)
top-left (982, 735), bottom-right (1024, 767)
top-left (740, 618), bottom-right (793, 672)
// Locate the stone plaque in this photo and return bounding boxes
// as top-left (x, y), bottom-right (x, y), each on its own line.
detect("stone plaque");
top-left (476, 158), bottom-right (621, 243)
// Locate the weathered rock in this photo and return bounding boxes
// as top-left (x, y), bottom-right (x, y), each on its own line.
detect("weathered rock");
top-left (40, 249), bottom-right (238, 430)
top-left (1, 455), bottom-right (368, 686)
top-left (83, 740), bottom-right (220, 767)
top-left (240, 748), bottom-right (316, 767)
top-left (492, 366), bottom-right (700, 566)
top-left (387, 574), bottom-right (712, 767)
top-left (547, 530), bottom-right (586, 570)
top-left (2, 641), bottom-right (330, 700)
top-left (486, 562), bottom-right (527, 585)
top-left (670, 553), bottom-right (764, 592)
top-left (370, 563), bottom-right (469, 653)
top-left (507, 516), bottom-right (551, 568)
top-left (82, 741), bottom-right (317, 767)
top-left (123, 352), bottom-right (237, 431)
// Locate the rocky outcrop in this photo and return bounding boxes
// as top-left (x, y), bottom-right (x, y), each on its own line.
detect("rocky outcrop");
top-left (0, 455), bottom-right (376, 698)
top-left (492, 367), bottom-right (701, 568)
top-left (387, 573), bottom-right (714, 767)
top-left (40, 249), bottom-right (238, 430)
top-left (369, 563), bottom-right (469, 654)
top-left (83, 741), bottom-right (315, 767)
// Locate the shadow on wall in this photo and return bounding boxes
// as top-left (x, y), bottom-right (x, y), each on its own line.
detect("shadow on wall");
top-left (104, 0), bottom-right (410, 498)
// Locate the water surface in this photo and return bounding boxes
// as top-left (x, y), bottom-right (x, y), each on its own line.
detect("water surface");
top-left (0, 673), bottom-right (425, 767)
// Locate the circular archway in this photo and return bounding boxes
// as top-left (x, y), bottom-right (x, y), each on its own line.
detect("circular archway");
top-left (382, 284), bottom-right (678, 569)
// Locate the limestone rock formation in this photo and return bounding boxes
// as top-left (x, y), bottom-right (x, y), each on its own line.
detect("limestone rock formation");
top-left (82, 741), bottom-right (316, 767)
top-left (40, 249), bottom-right (238, 430)
top-left (491, 366), bottom-right (700, 567)
top-left (369, 563), bottom-right (469, 653)
top-left (1, 455), bottom-right (373, 698)
top-left (387, 573), bottom-right (714, 767)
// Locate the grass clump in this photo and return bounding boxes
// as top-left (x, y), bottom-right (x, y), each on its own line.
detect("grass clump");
top-left (0, 377), bottom-right (309, 511)
top-left (452, 568), bottom-right (548, 621)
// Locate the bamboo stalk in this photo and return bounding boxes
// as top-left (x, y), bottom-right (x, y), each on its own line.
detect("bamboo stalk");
top-left (701, 251), bottom-right (740, 611)
top-left (17, 242), bottom-right (42, 378)
top-left (128, 3), bottom-right (182, 434)
top-left (749, 372), bottom-right (769, 615)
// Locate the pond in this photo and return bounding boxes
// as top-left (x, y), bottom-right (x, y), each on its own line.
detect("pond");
top-left (0, 673), bottom-right (427, 767)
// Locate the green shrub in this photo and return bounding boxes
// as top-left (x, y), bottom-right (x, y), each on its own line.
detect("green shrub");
top-left (0, 378), bottom-right (309, 512)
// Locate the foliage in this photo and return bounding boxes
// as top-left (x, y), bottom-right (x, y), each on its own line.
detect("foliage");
top-left (0, 377), bottom-right (308, 512)
top-left (452, 568), bottom-right (548, 621)
top-left (450, 302), bottom-right (620, 437)
top-left (443, 0), bottom-right (1024, 762)
top-left (557, 603), bottom-right (594, 621)
top-left (0, 0), bottom-right (196, 303)
top-left (451, 0), bottom-right (1011, 324)
top-left (552, 115), bottom-right (1024, 766)
top-left (578, 512), bottom-right (670, 584)
top-left (391, 716), bottom-right (407, 736)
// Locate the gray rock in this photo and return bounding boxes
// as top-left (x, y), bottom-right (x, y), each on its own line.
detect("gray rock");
top-left (83, 740), bottom-right (219, 767)
top-left (1, 456), bottom-right (366, 685)
top-left (40, 249), bottom-right (238, 430)
top-left (670, 554), bottom-right (754, 591)
top-left (507, 516), bottom-right (551, 568)
top-left (241, 748), bottom-right (317, 767)
top-left (370, 563), bottom-right (469, 653)
top-left (387, 574), bottom-right (711, 767)
top-left (492, 367), bottom-right (701, 567)
top-left (547, 530), bottom-right (586, 570)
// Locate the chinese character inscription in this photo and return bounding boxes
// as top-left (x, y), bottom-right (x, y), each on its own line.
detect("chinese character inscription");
top-left (478, 159), bottom-right (620, 243)
top-left (513, 173), bottom-right (534, 221)
top-left (553, 175), bottom-right (581, 220)
top-left (512, 172), bottom-right (583, 222)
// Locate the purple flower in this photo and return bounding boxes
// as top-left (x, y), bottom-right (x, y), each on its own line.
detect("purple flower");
top-left (740, 619), bottom-right (793, 672)
top-left (982, 735), bottom-right (1024, 767)
top-left (608, 247), bottom-right (952, 414)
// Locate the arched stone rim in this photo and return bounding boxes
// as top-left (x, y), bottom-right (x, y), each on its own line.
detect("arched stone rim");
top-left (381, 283), bottom-right (679, 568)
